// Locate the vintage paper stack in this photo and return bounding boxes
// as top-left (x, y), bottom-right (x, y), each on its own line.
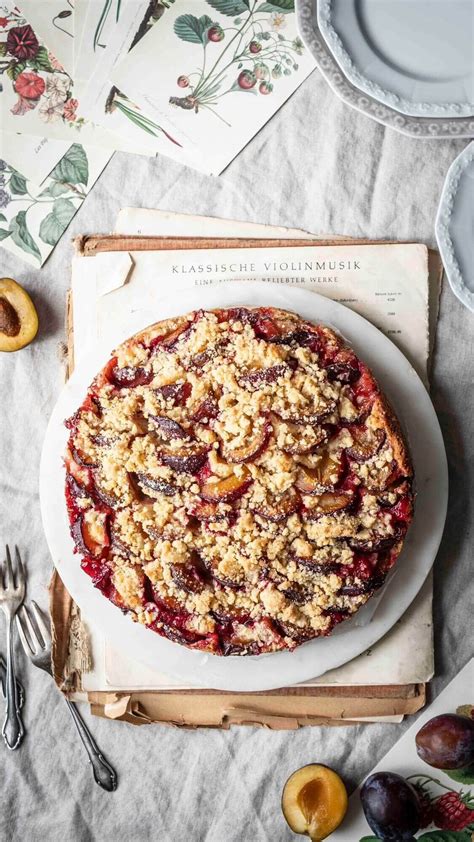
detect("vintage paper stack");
top-left (48, 209), bottom-right (442, 728)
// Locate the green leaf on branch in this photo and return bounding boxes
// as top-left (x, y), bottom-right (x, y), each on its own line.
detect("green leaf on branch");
top-left (0, 228), bottom-right (11, 240)
top-left (39, 181), bottom-right (71, 199)
top-left (0, 213), bottom-right (7, 222)
top-left (445, 764), bottom-right (474, 785)
top-left (39, 197), bottom-right (76, 246)
top-left (206, 0), bottom-right (249, 15)
top-left (7, 60), bottom-right (26, 81)
top-left (9, 211), bottom-right (41, 262)
top-left (49, 144), bottom-right (89, 186)
top-left (0, 42), bottom-right (7, 56)
top-left (31, 46), bottom-right (54, 72)
top-left (257, 0), bottom-right (294, 12)
top-left (174, 14), bottom-right (213, 44)
top-left (9, 171), bottom-right (28, 195)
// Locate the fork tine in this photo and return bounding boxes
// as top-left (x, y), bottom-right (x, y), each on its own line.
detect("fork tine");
top-left (30, 601), bottom-right (49, 648)
top-left (5, 545), bottom-right (13, 589)
top-left (14, 546), bottom-right (25, 586)
top-left (16, 611), bottom-right (35, 657)
top-left (18, 605), bottom-right (40, 655)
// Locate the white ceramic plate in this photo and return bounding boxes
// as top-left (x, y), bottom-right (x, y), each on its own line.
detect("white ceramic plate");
top-left (40, 283), bottom-right (448, 692)
top-left (436, 141), bottom-right (474, 312)
top-left (296, 0), bottom-right (474, 138)
top-left (317, 0), bottom-right (474, 118)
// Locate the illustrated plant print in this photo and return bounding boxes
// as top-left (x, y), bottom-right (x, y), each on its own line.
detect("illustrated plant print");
top-left (105, 0), bottom-right (180, 145)
top-left (170, 0), bottom-right (304, 124)
top-left (0, 144), bottom-right (90, 265)
top-left (52, 0), bottom-right (74, 39)
top-left (94, 0), bottom-right (122, 51)
top-left (0, 6), bottom-right (82, 127)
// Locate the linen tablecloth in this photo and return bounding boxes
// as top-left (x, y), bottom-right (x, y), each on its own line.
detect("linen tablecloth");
top-left (0, 65), bottom-right (472, 842)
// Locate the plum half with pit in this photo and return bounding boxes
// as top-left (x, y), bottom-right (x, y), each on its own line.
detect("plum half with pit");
top-left (200, 470), bottom-right (252, 503)
top-left (0, 277), bottom-right (38, 352)
top-left (416, 713), bottom-right (474, 770)
top-left (360, 772), bottom-right (422, 842)
top-left (282, 764), bottom-right (348, 842)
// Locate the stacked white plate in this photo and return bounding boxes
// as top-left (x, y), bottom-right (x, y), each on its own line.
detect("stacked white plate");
top-left (297, 0), bottom-right (474, 139)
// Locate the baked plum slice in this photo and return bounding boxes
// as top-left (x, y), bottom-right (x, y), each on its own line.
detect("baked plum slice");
top-left (296, 453), bottom-right (343, 494)
top-left (238, 363), bottom-right (292, 387)
top-left (159, 445), bottom-right (209, 474)
top-left (65, 448), bottom-right (93, 490)
top-left (154, 382), bottom-right (192, 406)
top-left (275, 416), bottom-right (329, 455)
top-left (71, 512), bottom-right (110, 558)
top-left (303, 491), bottom-right (355, 519)
top-left (346, 427), bottom-right (385, 462)
top-left (191, 395), bottom-right (219, 422)
top-left (169, 553), bottom-right (210, 594)
top-left (148, 414), bottom-right (190, 440)
top-left (364, 459), bottom-right (400, 493)
top-left (130, 471), bottom-right (176, 496)
top-left (109, 361), bottom-right (153, 389)
top-left (279, 400), bottom-right (336, 426)
top-left (348, 528), bottom-right (402, 553)
top-left (200, 470), bottom-right (252, 503)
top-left (252, 488), bottom-right (300, 522)
top-left (221, 420), bottom-right (271, 464)
top-left (188, 500), bottom-right (229, 522)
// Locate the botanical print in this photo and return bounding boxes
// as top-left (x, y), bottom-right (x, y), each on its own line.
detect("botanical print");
top-left (0, 143), bottom-right (111, 266)
top-left (93, 0), bottom-right (122, 51)
top-left (52, 1), bottom-right (74, 39)
top-left (170, 0), bottom-right (304, 124)
top-left (0, 5), bottom-right (82, 128)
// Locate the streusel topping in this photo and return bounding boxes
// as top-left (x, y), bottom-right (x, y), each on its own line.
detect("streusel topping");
top-left (65, 307), bottom-right (413, 655)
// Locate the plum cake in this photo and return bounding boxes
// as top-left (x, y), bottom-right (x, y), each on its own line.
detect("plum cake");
top-left (64, 306), bottom-right (414, 656)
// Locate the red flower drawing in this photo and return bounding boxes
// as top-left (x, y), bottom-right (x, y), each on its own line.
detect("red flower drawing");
top-left (0, 16), bottom-right (10, 27)
top-left (63, 98), bottom-right (78, 122)
top-left (11, 96), bottom-right (38, 116)
top-left (6, 24), bottom-right (39, 60)
top-left (14, 71), bottom-right (45, 100)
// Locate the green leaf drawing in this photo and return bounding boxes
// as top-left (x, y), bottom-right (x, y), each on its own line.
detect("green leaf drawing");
top-left (39, 181), bottom-right (71, 199)
top-left (206, 0), bottom-right (249, 15)
top-left (359, 837), bottom-right (379, 841)
top-left (256, 0), bottom-right (294, 12)
top-left (446, 763), bottom-right (474, 785)
top-left (31, 46), bottom-right (54, 72)
top-left (0, 213), bottom-right (7, 222)
top-left (49, 144), bottom-right (89, 186)
top-left (9, 211), bottom-right (41, 263)
top-left (9, 171), bottom-right (28, 196)
top-left (39, 198), bottom-right (76, 246)
top-left (174, 14), bottom-right (213, 44)
top-left (0, 42), bottom-right (7, 57)
top-left (7, 60), bottom-right (26, 81)
top-left (0, 229), bottom-right (11, 241)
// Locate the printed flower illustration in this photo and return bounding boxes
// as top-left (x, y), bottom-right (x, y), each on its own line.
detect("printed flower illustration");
top-left (0, 17), bottom-right (10, 28)
top-left (271, 12), bottom-right (287, 31)
top-left (48, 50), bottom-right (64, 71)
top-left (14, 71), bottom-right (46, 100)
top-left (0, 188), bottom-right (10, 209)
top-left (6, 24), bottom-right (39, 60)
top-left (45, 74), bottom-right (69, 106)
top-left (39, 99), bottom-right (65, 123)
top-left (169, 0), bottom-right (303, 124)
top-left (11, 96), bottom-right (37, 116)
top-left (63, 97), bottom-right (78, 121)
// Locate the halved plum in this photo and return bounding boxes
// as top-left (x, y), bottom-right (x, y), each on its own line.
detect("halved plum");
top-left (346, 427), bottom-right (385, 462)
top-left (200, 470), bottom-right (252, 503)
top-left (252, 488), bottom-right (300, 522)
top-left (71, 512), bottom-right (109, 558)
top-left (159, 446), bottom-right (209, 474)
top-left (281, 583), bottom-right (311, 605)
top-left (296, 453), bottom-right (343, 494)
top-left (280, 400), bottom-right (337, 426)
top-left (169, 554), bottom-right (209, 594)
top-left (191, 395), bottom-right (219, 422)
top-left (92, 475), bottom-right (123, 509)
top-left (148, 414), bottom-right (190, 440)
top-left (275, 416), bottom-right (329, 455)
top-left (221, 421), bottom-right (271, 464)
top-left (65, 448), bottom-right (92, 490)
top-left (189, 500), bottom-right (228, 522)
top-left (303, 491), bottom-right (355, 519)
top-left (365, 459), bottom-right (399, 493)
top-left (294, 556), bottom-right (341, 576)
top-left (71, 444), bottom-right (98, 468)
top-left (348, 529), bottom-right (402, 553)
top-left (149, 319), bottom-right (195, 352)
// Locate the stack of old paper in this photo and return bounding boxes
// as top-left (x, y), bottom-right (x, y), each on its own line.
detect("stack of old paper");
top-left (53, 208), bottom-right (441, 727)
top-left (0, 0), bottom-right (315, 266)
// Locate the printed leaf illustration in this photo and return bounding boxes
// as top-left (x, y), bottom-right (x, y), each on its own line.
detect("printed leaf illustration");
top-left (446, 763), bottom-right (474, 785)
top-left (257, 0), bottom-right (294, 12)
top-left (206, 0), bottom-right (250, 15)
top-left (0, 229), bottom-right (11, 241)
top-left (7, 60), bottom-right (25, 80)
top-left (9, 211), bottom-right (41, 263)
top-left (31, 46), bottom-right (54, 72)
top-left (0, 213), bottom-right (7, 222)
top-left (49, 144), bottom-right (89, 186)
top-left (0, 42), bottom-right (7, 57)
top-left (9, 171), bottom-right (28, 196)
top-left (40, 181), bottom-right (71, 199)
top-left (174, 14), bottom-right (213, 44)
top-left (39, 198), bottom-right (76, 246)
top-left (418, 831), bottom-right (474, 841)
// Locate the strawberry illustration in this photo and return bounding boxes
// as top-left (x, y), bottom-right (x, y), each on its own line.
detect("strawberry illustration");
top-left (432, 790), bottom-right (474, 831)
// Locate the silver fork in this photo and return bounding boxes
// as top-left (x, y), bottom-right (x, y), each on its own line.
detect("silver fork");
top-left (17, 601), bottom-right (117, 791)
top-left (0, 545), bottom-right (26, 750)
